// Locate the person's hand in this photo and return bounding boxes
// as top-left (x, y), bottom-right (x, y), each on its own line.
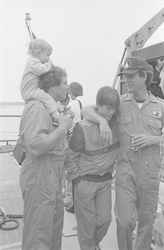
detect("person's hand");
top-left (153, 228), bottom-right (164, 248)
top-left (0, 206), bottom-right (6, 218)
top-left (65, 106), bottom-right (71, 111)
top-left (64, 108), bottom-right (74, 119)
top-left (48, 60), bottom-right (54, 68)
top-left (59, 114), bottom-right (73, 131)
top-left (160, 165), bottom-right (164, 182)
top-left (132, 134), bottom-right (156, 149)
top-left (99, 120), bottom-right (113, 144)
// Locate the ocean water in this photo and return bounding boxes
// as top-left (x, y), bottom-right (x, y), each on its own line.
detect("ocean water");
top-left (0, 105), bottom-right (24, 146)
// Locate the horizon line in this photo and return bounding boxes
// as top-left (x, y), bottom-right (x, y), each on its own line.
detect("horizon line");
top-left (0, 102), bottom-right (25, 106)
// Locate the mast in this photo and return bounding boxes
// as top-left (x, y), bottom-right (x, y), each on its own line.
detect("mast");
top-left (25, 13), bottom-right (34, 41)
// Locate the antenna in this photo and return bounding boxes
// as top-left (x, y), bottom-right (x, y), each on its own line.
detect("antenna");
top-left (25, 13), bottom-right (34, 41)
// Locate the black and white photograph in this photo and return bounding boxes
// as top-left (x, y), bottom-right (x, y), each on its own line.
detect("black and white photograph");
top-left (0, 1), bottom-right (164, 250)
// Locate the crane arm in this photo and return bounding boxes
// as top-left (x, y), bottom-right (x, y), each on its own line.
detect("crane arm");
top-left (125, 8), bottom-right (164, 55)
top-left (112, 8), bottom-right (164, 88)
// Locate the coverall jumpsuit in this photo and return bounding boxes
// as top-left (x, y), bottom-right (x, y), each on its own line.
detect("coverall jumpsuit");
top-left (115, 92), bottom-right (164, 250)
top-left (65, 118), bottom-right (119, 250)
top-left (19, 100), bottom-right (68, 250)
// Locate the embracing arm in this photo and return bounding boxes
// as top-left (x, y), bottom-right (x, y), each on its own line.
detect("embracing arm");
top-left (81, 105), bottom-right (113, 143)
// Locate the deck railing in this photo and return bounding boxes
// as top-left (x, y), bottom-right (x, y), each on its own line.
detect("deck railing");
top-left (0, 114), bottom-right (21, 146)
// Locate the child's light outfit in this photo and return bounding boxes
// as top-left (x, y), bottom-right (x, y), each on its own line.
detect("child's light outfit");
top-left (20, 56), bottom-right (61, 120)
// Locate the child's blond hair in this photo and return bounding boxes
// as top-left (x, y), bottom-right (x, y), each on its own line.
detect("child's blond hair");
top-left (27, 38), bottom-right (52, 57)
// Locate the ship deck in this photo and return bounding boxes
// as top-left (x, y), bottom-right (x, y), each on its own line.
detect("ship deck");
top-left (0, 153), bottom-right (119, 250)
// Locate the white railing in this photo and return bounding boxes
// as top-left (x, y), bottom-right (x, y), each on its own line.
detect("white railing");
top-left (0, 115), bottom-right (21, 146)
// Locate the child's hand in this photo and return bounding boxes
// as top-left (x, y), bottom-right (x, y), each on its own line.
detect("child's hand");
top-left (59, 114), bottom-right (73, 131)
top-left (61, 106), bottom-right (74, 119)
top-left (58, 106), bottom-right (64, 113)
top-left (63, 106), bottom-right (71, 113)
top-left (65, 109), bottom-right (74, 119)
top-left (48, 60), bottom-right (54, 68)
top-left (99, 120), bottom-right (113, 145)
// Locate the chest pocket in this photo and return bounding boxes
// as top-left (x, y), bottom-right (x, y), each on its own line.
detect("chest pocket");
top-left (117, 117), bottom-right (132, 134)
top-left (148, 119), bottom-right (162, 136)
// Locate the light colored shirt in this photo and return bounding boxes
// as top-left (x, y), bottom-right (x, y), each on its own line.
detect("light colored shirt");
top-left (20, 56), bottom-right (59, 116)
top-left (68, 96), bottom-right (92, 123)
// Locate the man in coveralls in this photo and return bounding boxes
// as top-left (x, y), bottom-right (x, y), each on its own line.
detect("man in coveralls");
top-left (81, 57), bottom-right (164, 250)
top-left (19, 66), bottom-right (73, 250)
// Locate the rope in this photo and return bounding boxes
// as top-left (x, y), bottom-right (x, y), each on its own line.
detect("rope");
top-left (8, 214), bottom-right (23, 219)
top-left (0, 214), bottom-right (23, 231)
top-left (0, 219), bottom-right (19, 230)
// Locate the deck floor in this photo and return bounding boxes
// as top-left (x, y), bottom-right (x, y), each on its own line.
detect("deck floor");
top-left (0, 153), bottom-right (119, 250)
top-left (1, 152), bottom-right (161, 250)
top-left (0, 153), bottom-right (23, 248)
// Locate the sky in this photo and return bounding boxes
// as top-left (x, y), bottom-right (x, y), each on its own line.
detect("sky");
top-left (0, 0), bottom-right (164, 103)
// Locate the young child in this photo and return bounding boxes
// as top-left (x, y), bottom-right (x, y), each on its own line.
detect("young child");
top-left (20, 38), bottom-right (61, 124)
top-left (65, 86), bottom-right (120, 250)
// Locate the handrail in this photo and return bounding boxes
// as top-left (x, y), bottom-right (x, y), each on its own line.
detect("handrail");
top-left (0, 140), bottom-right (18, 146)
top-left (0, 114), bottom-right (21, 146)
top-left (0, 115), bottom-right (21, 117)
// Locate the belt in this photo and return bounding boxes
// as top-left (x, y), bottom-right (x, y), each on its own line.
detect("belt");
top-left (73, 172), bottom-right (113, 185)
top-left (81, 172), bottom-right (112, 182)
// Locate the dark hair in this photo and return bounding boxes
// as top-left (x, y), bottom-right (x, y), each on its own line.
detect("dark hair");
top-left (139, 65), bottom-right (154, 88)
top-left (69, 82), bottom-right (83, 97)
top-left (96, 86), bottom-right (120, 108)
top-left (39, 66), bottom-right (67, 92)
